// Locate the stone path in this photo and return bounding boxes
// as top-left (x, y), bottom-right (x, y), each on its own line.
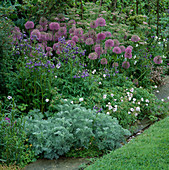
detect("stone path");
top-left (25, 76), bottom-right (169, 170)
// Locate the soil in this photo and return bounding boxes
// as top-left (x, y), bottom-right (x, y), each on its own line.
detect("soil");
top-left (25, 76), bottom-right (169, 170)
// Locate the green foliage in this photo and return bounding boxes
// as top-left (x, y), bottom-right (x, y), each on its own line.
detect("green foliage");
top-left (24, 102), bottom-right (130, 160)
top-left (86, 116), bottom-right (169, 170)
top-left (0, 99), bottom-right (36, 167)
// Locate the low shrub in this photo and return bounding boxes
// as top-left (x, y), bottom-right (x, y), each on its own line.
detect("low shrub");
top-left (24, 101), bottom-right (130, 160)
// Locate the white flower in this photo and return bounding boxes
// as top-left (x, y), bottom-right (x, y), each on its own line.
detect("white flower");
top-left (103, 74), bottom-right (106, 78)
top-left (145, 104), bottom-right (148, 106)
top-left (79, 98), bottom-right (84, 102)
top-left (121, 100), bottom-right (123, 102)
top-left (134, 55), bottom-right (137, 59)
top-left (132, 101), bottom-right (135, 104)
top-left (141, 98), bottom-right (144, 102)
top-left (154, 85), bottom-right (157, 88)
top-left (103, 94), bottom-right (107, 99)
top-left (134, 61), bottom-right (137, 65)
top-left (114, 99), bottom-right (117, 101)
top-left (55, 75), bottom-right (57, 78)
top-left (145, 99), bottom-right (149, 103)
top-left (135, 113), bottom-right (138, 116)
top-left (113, 107), bottom-right (117, 112)
top-left (161, 99), bottom-right (164, 102)
top-left (133, 98), bottom-right (136, 101)
top-left (99, 82), bottom-right (102, 85)
top-left (128, 112), bottom-right (131, 115)
top-left (136, 44), bottom-right (138, 47)
top-left (108, 105), bottom-right (113, 110)
top-left (56, 63), bottom-right (61, 69)
top-left (163, 39), bottom-right (166, 42)
top-left (130, 88), bottom-right (134, 93)
top-left (162, 55), bottom-right (166, 58)
top-left (139, 86), bottom-right (142, 88)
top-left (114, 105), bottom-right (117, 108)
top-left (158, 42), bottom-right (161, 45)
top-left (45, 99), bottom-right (49, 102)
top-left (92, 69), bottom-right (96, 74)
top-left (130, 108), bottom-right (134, 112)
top-left (108, 102), bottom-right (111, 105)
top-left (64, 99), bottom-right (68, 101)
top-left (106, 112), bottom-right (110, 115)
top-left (138, 102), bottom-right (140, 105)
top-left (167, 96), bottom-right (169, 100)
top-left (7, 96), bottom-right (12, 100)
top-left (111, 93), bottom-right (114, 97)
top-left (129, 97), bottom-right (132, 101)
top-left (154, 36), bottom-right (158, 40)
top-left (71, 101), bottom-right (73, 104)
top-left (156, 90), bottom-right (159, 93)
top-left (136, 107), bottom-right (140, 112)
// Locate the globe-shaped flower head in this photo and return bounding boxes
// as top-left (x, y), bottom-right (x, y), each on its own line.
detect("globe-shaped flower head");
top-left (49, 22), bottom-right (60, 31)
top-left (113, 47), bottom-right (122, 54)
top-left (90, 21), bottom-right (98, 28)
top-left (131, 35), bottom-right (140, 42)
top-left (25, 21), bottom-right (34, 29)
top-left (122, 61), bottom-right (130, 69)
top-left (153, 56), bottom-right (162, 64)
top-left (105, 39), bottom-right (114, 49)
top-left (96, 17), bottom-right (106, 27)
top-left (97, 33), bottom-right (106, 40)
top-left (39, 17), bottom-right (48, 26)
top-left (85, 38), bottom-right (94, 45)
top-left (101, 58), bottom-right (108, 65)
top-left (88, 52), bottom-right (98, 60)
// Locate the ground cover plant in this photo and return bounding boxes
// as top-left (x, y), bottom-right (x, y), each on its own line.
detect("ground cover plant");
top-left (85, 116), bottom-right (169, 170)
top-left (0, 0), bottom-right (169, 168)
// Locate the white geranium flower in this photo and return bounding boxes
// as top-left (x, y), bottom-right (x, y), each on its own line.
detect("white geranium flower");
top-left (136, 44), bottom-right (138, 47)
top-left (55, 75), bottom-right (57, 78)
top-left (141, 98), bottom-right (144, 102)
top-left (156, 90), bottom-right (159, 93)
top-left (114, 99), bottom-right (117, 101)
top-left (167, 96), bottom-right (169, 100)
top-left (113, 107), bottom-right (117, 112)
top-left (103, 94), bottom-right (107, 99)
top-left (128, 112), bottom-right (131, 114)
top-left (107, 112), bottom-right (110, 115)
top-left (45, 99), bottom-right (49, 102)
top-left (92, 69), bottom-right (96, 74)
top-left (145, 99), bottom-right (149, 103)
top-left (145, 104), bottom-right (148, 106)
top-left (64, 99), bottom-right (68, 101)
top-left (114, 105), bottom-right (117, 108)
top-left (154, 85), bottom-right (157, 88)
top-left (134, 61), bottom-right (137, 65)
top-left (138, 102), bottom-right (140, 105)
top-left (135, 113), bottom-right (138, 116)
top-left (71, 101), bottom-right (73, 104)
top-left (111, 93), bottom-right (114, 97)
top-left (99, 82), bottom-right (102, 85)
top-left (108, 105), bottom-right (113, 110)
top-left (133, 98), bottom-right (136, 101)
top-left (136, 107), bottom-right (140, 112)
top-left (79, 98), bottom-right (84, 102)
top-left (130, 108), bottom-right (134, 112)
top-left (134, 55), bottom-right (137, 59)
top-left (161, 99), bottom-right (164, 102)
top-left (103, 74), bottom-right (106, 78)
top-left (7, 96), bottom-right (12, 100)
top-left (130, 88), bottom-right (134, 93)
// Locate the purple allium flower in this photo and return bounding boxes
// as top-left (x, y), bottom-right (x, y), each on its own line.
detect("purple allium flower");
top-left (124, 52), bottom-right (132, 59)
top-left (104, 31), bottom-right (112, 37)
top-left (113, 39), bottom-right (120, 47)
top-left (119, 46), bottom-right (125, 52)
top-left (68, 20), bottom-right (76, 25)
top-left (36, 24), bottom-right (43, 31)
top-left (131, 35), bottom-right (140, 42)
top-left (49, 22), bottom-right (60, 31)
top-left (101, 58), bottom-right (108, 65)
top-left (112, 62), bottom-right (119, 67)
top-left (95, 46), bottom-right (103, 56)
top-left (46, 33), bottom-right (52, 41)
top-left (105, 39), bottom-right (114, 48)
top-left (122, 61), bottom-right (130, 69)
top-left (127, 45), bottom-right (133, 50)
top-left (153, 56), bottom-right (162, 64)
top-left (39, 17), bottom-right (48, 26)
top-left (90, 21), bottom-right (98, 28)
top-left (40, 32), bottom-right (47, 41)
top-left (69, 27), bottom-right (76, 34)
top-left (125, 47), bottom-right (132, 53)
top-left (53, 43), bottom-right (60, 51)
top-left (72, 35), bottom-right (79, 42)
top-left (58, 27), bottom-right (67, 36)
top-left (74, 28), bottom-right (83, 37)
top-left (113, 47), bottom-right (121, 54)
top-left (25, 21), bottom-right (34, 29)
top-left (88, 52), bottom-right (98, 60)
top-left (30, 29), bottom-right (41, 40)
top-left (97, 33), bottom-right (106, 40)
top-left (96, 17), bottom-right (106, 26)
top-left (56, 13), bottom-right (65, 21)
top-left (67, 40), bottom-right (76, 47)
top-left (46, 47), bottom-right (52, 52)
top-left (85, 38), bottom-right (94, 45)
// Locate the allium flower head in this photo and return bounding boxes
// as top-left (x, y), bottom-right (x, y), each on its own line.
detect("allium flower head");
top-left (46, 33), bottom-right (52, 41)
top-left (25, 21), bottom-right (34, 29)
top-left (49, 22), bottom-right (60, 31)
top-left (40, 32), bottom-right (47, 41)
top-left (105, 39), bottom-right (114, 48)
top-left (53, 43), bottom-right (60, 51)
top-left (113, 39), bottom-right (120, 47)
top-left (96, 17), bottom-right (106, 26)
top-left (133, 79), bottom-right (139, 85)
top-left (97, 32), bottom-right (106, 40)
top-left (67, 40), bottom-right (76, 47)
top-left (39, 17), bottom-right (48, 26)
top-left (124, 52), bottom-right (132, 59)
top-left (112, 62), bottom-right (119, 67)
top-left (90, 21), bottom-right (98, 28)
top-left (36, 24), bottom-right (43, 31)
top-left (46, 47), bottom-right (52, 52)
top-left (56, 13), bottom-right (65, 21)
top-left (131, 35), bottom-right (140, 42)
top-left (88, 52), bottom-right (98, 60)
top-left (127, 45), bottom-right (133, 50)
top-left (95, 46), bottom-right (103, 56)
top-left (69, 27), bottom-right (76, 34)
top-left (104, 31), bottom-right (112, 37)
top-left (72, 35), bottom-right (79, 42)
top-left (125, 47), bottom-right (132, 53)
top-left (58, 27), bottom-right (67, 36)
top-left (101, 58), bottom-right (108, 65)
top-left (119, 46), bottom-right (125, 52)
top-left (74, 28), bottom-right (83, 37)
top-left (85, 38), bottom-right (94, 45)
top-left (122, 61), bottom-right (130, 69)
top-left (113, 47), bottom-right (122, 54)
top-left (153, 56), bottom-right (162, 64)
top-left (30, 29), bottom-right (41, 40)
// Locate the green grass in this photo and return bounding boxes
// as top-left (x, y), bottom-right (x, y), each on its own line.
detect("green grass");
top-left (86, 116), bottom-right (169, 170)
